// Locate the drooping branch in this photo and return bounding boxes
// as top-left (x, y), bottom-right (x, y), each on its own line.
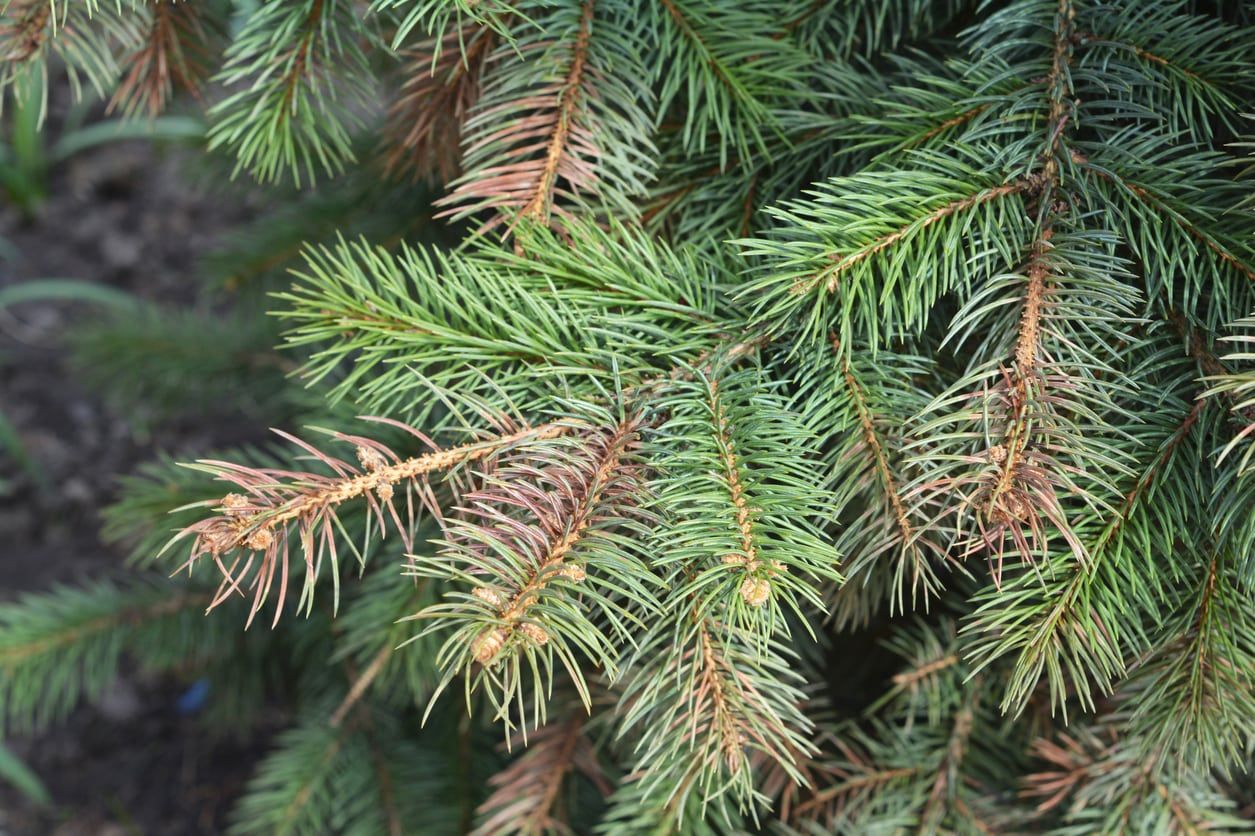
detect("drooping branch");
top-left (970, 0), bottom-right (1079, 566)
top-left (694, 619), bottom-right (751, 775)
top-left (438, 0), bottom-right (648, 232)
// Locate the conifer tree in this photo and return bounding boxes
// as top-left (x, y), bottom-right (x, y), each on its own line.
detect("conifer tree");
top-left (2, 0), bottom-right (1254, 832)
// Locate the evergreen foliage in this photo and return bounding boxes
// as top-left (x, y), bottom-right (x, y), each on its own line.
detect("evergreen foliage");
top-left (2, 0), bottom-right (1254, 831)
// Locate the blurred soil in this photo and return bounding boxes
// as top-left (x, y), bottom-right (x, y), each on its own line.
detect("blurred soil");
top-left (0, 138), bottom-right (269, 835)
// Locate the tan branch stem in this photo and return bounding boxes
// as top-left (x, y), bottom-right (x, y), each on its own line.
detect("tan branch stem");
top-left (518, 0), bottom-right (594, 223)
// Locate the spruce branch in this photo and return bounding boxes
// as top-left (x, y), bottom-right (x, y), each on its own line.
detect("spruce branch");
top-left (438, 0), bottom-right (656, 232)
top-left (207, 0), bottom-right (375, 185)
top-left (231, 706), bottom-right (441, 836)
top-left (472, 711), bottom-right (608, 835)
top-left (1118, 547), bottom-right (1255, 779)
top-left (646, 0), bottom-right (810, 165)
top-left (799, 339), bottom-right (948, 623)
top-left (276, 221), bottom-right (722, 419)
top-left (0, 581), bottom-right (223, 734)
top-left (615, 612), bottom-right (815, 826)
top-left (515, 0), bottom-right (593, 224)
top-left (410, 408), bottom-right (659, 730)
top-left (370, 0), bottom-right (519, 49)
top-left (170, 418), bottom-right (574, 627)
top-left (23, 0), bottom-right (1255, 828)
top-left (0, 1), bottom-right (50, 66)
top-left (810, 179), bottom-right (1036, 299)
top-left (603, 367), bottom-right (838, 824)
top-left (0, 0), bottom-right (144, 120)
top-left (383, 24), bottom-right (495, 183)
top-left (1082, 147), bottom-right (1255, 293)
top-left (1203, 314), bottom-right (1255, 474)
top-left (648, 368), bottom-right (841, 638)
top-left (740, 153), bottom-right (1036, 347)
top-left (1024, 720), bottom-right (1248, 832)
top-left (961, 0), bottom-right (1082, 571)
top-left (792, 631), bottom-right (1023, 833)
top-left (330, 566), bottom-right (445, 720)
top-left (789, 0), bottom-right (972, 61)
top-left (108, 0), bottom-right (217, 118)
top-left (963, 341), bottom-right (1214, 716)
top-left (1074, 2), bottom-right (1255, 135)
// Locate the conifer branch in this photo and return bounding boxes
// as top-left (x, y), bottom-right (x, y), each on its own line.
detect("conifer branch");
top-left (708, 378), bottom-right (777, 609)
top-left (330, 641), bottom-right (393, 728)
top-left (980, 0), bottom-right (1075, 525)
top-left (459, 415), bottom-right (641, 667)
top-left (918, 683), bottom-right (979, 832)
top-left (410, 409), bottom-right (659, 729)
top-left (384, 25), bottom-right (495, 183)
top-left (518, 0), bottom-right (592, 224)
top-left (1085, 165), bottom-right (1255, 283)
top-left (0, 582), bottom-right (225, 734)
top-left (108, 0), bottom-right (214, 117)
top-left (902, 103), bottom-right (991, 150)
top-left (439, 0), bottom-right (655, 230)
top-left (0, 0), bottom-right (143, 120)
top-left (838, 343), bottom-right (914, 552)
top-left (207, 0), bottom-right (373, 184)
top-left (618, 607), bottom-right (814, 819)
top-left (0, 593), bottom-right (204, 666)
top-left (1090, 399), bottom-right (1204, 556)
top-left (172, 419), bottom-right (574, 626)
top-left (0, 1), bottom-right (50, 66)
top-left (965, 393), bottom-right (1206, 715)
top-left (473, 712), bottom-right (606, 835)
top-left (1023, 721), bottom-right (1243, 832)
top-left (14, 0), bottom-right (1255, 829)
top-left (892, 654), bottom-right (960, 691)
top-left (800, 178), bottom-right (1034, 297)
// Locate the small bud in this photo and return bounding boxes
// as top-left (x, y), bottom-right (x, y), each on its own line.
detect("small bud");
top-left (988, 445), bottom-right (1007, 464)
top-left (471, 628), bottom-right (507, 665)
top-left (739, 577), bottom-right (771, 607)
top-left (559, 563), bottom-right (586, 582)
top-left (221, 493), bottom-right (250, 515)
top-left (246, 526), bottom-right (274, 551)
top-left (519, 622), bottom-right (549, 646)
top-left (375, 481), bottom-right (394, 503)
top-left (770, 560), bottom-right (787, 574)
top-left (472, 587), bottom-right (505, 608)
top-left (356, 445), bottom-right (387, 472)
top-left (202, 520), bottom-right (242, 555)
top-left (721, 553), bottom-right (744, 566)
